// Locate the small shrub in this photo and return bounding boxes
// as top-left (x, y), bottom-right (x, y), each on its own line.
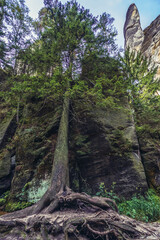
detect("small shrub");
top-left (96, 182), bottom-right (120, 203)
top-left (96, 183), bottom-right (160, 223)
top-left (118, 189), bottom-right (160, 222)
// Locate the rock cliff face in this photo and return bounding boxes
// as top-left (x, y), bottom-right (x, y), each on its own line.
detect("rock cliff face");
top-left (124, 4), bottom-right (160, 78)
top-left (124, 4), bottom-right (160, 191)
top-left (70, 99), bottom-right (148, 197)
top-left (0, 94), bottom-right (148, 207)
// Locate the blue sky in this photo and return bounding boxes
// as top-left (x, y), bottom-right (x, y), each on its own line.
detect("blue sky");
top-left (25, 0), bottom-right (160, 49)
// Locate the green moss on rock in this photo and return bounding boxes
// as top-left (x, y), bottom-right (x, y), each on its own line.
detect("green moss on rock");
top-left (27, 178), bottom-right (50, 203)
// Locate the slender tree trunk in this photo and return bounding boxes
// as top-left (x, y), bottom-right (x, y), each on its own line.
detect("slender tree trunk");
top-left (2, 91), bottom-right (70, 217)
top-left (31, 62), bottom-right (72, 214)
top-left (30, 91), bottom-right (70, 214)
top-left (51, 93), bottom-right (70, 189)
top-left (50, 57), bottom-right (73, 190)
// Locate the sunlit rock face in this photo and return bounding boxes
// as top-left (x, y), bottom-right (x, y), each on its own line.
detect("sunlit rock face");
top-left (124, 4), bottom-right (160, 79)
top-left (142, 15), bottom-right (160, 78)
top-left (124, 4), bottom-right (144, 51)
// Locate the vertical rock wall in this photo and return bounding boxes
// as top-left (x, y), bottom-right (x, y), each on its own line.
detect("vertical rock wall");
top-left (124, 4), bottom-right (160, 191)
top-left (70, 100), bottom-right (148, 198)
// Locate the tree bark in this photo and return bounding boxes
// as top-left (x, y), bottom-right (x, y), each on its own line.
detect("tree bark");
top-left (31, 92), bottom-right (70, 214)
top-left (51, 92), bottom-right (70, 190)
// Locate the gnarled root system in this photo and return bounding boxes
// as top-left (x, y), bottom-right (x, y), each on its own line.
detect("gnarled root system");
top-left (0, 189), bottom-right (160, 240)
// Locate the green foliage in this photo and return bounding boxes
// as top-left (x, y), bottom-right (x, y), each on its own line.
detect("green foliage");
top-left (0, 187), bottom-right (33, 212)
top-left (118, 190), bottom-right (160, 222)
top-left (3, 0), bottom-right (120, 114)
top-left (96, 183), bottom-right (160, 223)
top-left (0, 188), bottom-right (33, 212)
top-left (5, 201), bottom-right (32, 212)
top-left (75, 134), bottom-right (91, 156)
top-left (136, 124), bottom-right (160, 138)
top-left (120, 49), bottom-right (157, 89)
top-left (0, 191), bottom-right (9, 207)
top-left (0, 67), bottom-right (66, 110)
top-left (0, 0), bottom-right (32, 68)
top-left (96, 182), bottom-right (120, 203)
top-left (120, 48), bottom-right (160, 140)
top-left (70, 74), bottom-right (128, 110)
top-left (120, 48), bottom-right (159, 107)
top-left (25, 0), bottom-right (117, 78)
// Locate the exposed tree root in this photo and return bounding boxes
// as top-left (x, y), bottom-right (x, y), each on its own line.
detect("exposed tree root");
top-left (0, 189), bottom-right (160, 239)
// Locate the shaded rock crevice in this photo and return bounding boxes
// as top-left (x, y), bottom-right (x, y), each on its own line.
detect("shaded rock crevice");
top-left (0, 114), bottom-right (17, 195)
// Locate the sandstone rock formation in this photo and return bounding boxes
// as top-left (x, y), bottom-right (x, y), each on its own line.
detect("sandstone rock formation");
top-left (124, 4), bottom-right (144, 51)
top-left (124, 4), bottom-right (160, 191)
top-left (70, 100), bottom-right (148, 197)
top-left (124, 3), bottom-right (160, 79)
top-left (1, 98), bottom-right (147, 205)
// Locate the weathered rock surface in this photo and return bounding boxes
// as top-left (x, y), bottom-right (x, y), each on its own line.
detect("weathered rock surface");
top-left (0, 112), bottom-right (17, 195)
top-left (124, 4), bottom-right (144, 51)
top-left (124, 3), bottom-right (160, 79)
top-left (70, 99), bottom-right (148, 198)
top-left (142, 15), bottom-right (160, 78)
top-left (8, 102), bottom-right (62, 204)
top-left (0, 97), bottom-right (148, 205)
top-left (0, 151), bottom-right (14, 195)
top-left (124, 4), bottom-right (160, 191)
top-left (138, 133), bottom-right (160, 190)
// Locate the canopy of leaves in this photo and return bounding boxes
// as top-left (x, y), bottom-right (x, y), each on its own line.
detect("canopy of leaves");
top-left (2, 1), bottom-right (159, 118)
top-left (7, 0), bottom-right (119, 108)
top-left (0, 0), bottom-right (32, 68)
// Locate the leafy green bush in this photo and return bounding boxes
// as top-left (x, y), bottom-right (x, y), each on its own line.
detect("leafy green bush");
top-left (96, 183), bottom-right (160, 222)
top-left (118, 190), bottom-right (160, 222)
top-left (96, 182), bottom-right (121, 203)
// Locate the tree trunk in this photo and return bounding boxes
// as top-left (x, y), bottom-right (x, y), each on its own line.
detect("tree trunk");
top-left (31, 93), bottom-right (70, 214)
top-left (51, 93), bottom-right (70, 190)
